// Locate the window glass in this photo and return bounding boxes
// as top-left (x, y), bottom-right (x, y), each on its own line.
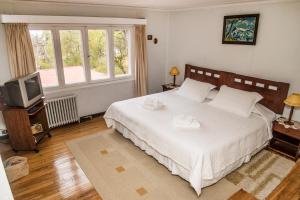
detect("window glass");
top-left (113, 30), bottom-right (130, 77)
top-left (30, 27), bottom-right (132, 88)
top-left (59, 30), bottom-right (86, 84)
top-left (88, 29), bottom-right (109, 80)
top-left (30, 30), bottom-right (58, 87)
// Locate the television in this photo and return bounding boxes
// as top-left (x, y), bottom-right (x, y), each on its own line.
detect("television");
top-left (3, 72), bottom-right (44, 108)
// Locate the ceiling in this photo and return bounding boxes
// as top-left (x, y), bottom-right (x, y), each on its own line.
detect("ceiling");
top-left (20, 0), bottom-right (292, 10)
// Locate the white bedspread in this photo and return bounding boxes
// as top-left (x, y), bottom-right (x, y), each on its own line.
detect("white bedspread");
top-left (104, 90), bottom-right (273, 195)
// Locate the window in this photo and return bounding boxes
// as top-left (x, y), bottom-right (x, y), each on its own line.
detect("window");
top-left (59, 30), bottom-right (86, 84)
top-left (30, 30), bottom-right (58, 87)
top-left (113, 29), bottom-right (130, 77)
top-left (29, 26), bottom-right (133, 89)
top-left (88, 29), bottom-right (109, 80)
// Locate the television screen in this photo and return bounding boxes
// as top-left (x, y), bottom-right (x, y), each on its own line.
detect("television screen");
top-left (25, 76), bottom-right (42, 101)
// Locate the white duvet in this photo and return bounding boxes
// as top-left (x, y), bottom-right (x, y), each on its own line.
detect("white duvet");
top-left (104, 90), bottom-right (274, 195)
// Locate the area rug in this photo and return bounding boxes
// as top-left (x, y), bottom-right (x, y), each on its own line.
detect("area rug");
top-left (66, 129), bottom-right (294, 200)
top-left (225, 149), bottom-right (294, 199)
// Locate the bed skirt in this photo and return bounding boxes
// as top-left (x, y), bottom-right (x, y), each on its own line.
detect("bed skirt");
top-left (105, 118), bottom-right (268, 190)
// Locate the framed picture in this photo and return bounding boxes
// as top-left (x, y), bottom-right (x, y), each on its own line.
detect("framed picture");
top-left (222, 14), bottom-right (259, 45)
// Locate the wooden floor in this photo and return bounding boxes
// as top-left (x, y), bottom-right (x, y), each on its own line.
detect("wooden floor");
top-left (2, 117), bottom-right (107, 200)
top-left (230, 160), bottom-right (300, 200)
top-left (2, 117), bottom-right (299, 200)
top-left (267, 159), bottom-right (300, 200)
top-left (229, 189), bottom-right (257, 200)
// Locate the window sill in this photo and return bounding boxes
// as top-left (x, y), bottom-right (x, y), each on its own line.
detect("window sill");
top-left (44, 77), bottom-right (135, 95)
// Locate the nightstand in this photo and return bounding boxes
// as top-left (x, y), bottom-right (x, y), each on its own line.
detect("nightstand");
top-left (269, 121), bottom-right (300, 161)
top-left (162, 83), bottom-right (180, 92)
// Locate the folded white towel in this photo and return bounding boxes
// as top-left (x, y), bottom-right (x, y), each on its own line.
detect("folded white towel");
top-left (143, 98), bottom-right (165, 110)
top-left (173, 114), bottom-right (201, 129)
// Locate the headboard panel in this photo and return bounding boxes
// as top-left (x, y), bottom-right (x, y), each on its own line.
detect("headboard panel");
top-left (185, 64), bottom-right (290, 114)
top-left (185, 65), bottom-right (226, 88)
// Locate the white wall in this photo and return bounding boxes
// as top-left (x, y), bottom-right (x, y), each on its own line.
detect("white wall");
top-left (0, 1), bottom-right (169, 128)
top-left (1, 0), bottom-right (299, 127)
top-left (167, 1), bottom-right (300, 120)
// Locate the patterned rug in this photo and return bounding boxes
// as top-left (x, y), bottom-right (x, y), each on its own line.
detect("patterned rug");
top-left (225, 149), bottom-right (294, 199)
top-left (67, 129), bottom-right (294, 200)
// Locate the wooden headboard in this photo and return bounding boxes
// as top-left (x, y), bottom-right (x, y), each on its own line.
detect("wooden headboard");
top-left (185, 64), bottom-right (290, 114)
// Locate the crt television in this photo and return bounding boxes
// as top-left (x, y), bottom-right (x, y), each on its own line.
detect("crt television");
top-left (4, 72), bottom-right (44, 108)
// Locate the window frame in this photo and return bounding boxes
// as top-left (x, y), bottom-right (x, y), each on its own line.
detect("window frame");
top-left (29, 24), bottom-right (135, 91)
top-left (57, 27), bottom-right (87, 86)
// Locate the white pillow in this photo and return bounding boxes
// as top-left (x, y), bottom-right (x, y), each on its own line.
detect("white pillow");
top-left (208, 85), bottom-right (263, 117)
top-left (177, 78), bottom-right (216, 102)
top-left (206, 89), bottom-right (219, 100)
top-left (253, 103), bottom-right (276, 122)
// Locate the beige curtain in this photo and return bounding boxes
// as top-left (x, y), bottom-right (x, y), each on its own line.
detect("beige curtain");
top-left (4, 23), bottom-right (36, 78)
top-left (135, 25), bottom-right (148, 96)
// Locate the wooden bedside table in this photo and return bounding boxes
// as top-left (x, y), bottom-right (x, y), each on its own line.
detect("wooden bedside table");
top-left (162, 83), bottom-right (180, 92)
top-left (269, 121), bottom-right (300, 161)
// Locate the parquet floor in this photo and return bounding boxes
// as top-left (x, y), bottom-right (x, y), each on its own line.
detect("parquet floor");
top-left (2, 117), bottom-right (107, 200)
top-left (2, 116), bottom-right (298, 200)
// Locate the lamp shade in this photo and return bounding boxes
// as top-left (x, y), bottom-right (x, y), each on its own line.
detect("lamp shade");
top-left (169, 66), bottom-right (180, 76)
top-left (284, 93), bottom-right (300, 107)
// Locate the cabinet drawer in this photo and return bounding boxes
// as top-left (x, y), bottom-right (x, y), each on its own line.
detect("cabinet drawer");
top-left (269, 139), bottom-right (298, 159)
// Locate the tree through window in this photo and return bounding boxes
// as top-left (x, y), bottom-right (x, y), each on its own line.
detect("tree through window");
top-left (30, 26), bottom-right (132, 88)
top-left (114, 30), bottom-right (130, 76)
top-left (59, 30), bottom-right (86, 84)
top-left (88, 29), bottom-right (109, 80)
top-left (30, 30), bottom-right (58, 87)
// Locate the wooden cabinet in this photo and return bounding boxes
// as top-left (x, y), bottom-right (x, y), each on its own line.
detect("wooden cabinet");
top-left (2, 99), bottom-right (51, 152)
top-left (269, 121), bottom-right (300, 161)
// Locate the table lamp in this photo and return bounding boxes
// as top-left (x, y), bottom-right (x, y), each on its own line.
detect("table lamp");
top-left (284, 93), bottom-right (300, 125)
top-left (169, 66), bottom-right (180, 86)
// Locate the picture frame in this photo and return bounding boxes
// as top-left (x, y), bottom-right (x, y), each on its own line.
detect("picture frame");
top-left (222, 14), bottom-right (260, 45)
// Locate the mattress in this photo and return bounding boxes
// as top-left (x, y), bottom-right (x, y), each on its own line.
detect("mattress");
top-left (104, 90), bottom-right (274, 195)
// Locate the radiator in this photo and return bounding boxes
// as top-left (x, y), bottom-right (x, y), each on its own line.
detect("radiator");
top-left (45, 95), bottom-right (79, 128)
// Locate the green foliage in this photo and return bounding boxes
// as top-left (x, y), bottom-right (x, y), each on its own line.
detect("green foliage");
top-left (30, 30), bottom-right (56, 70)
top-left (88, 30), bottom-right (107, 73)
top-left (60, 30), bottom-right (83, 67)
top-left (114, 30), bottom-right (129, 75)
top-left (31, 29), bottom-right (129, 75)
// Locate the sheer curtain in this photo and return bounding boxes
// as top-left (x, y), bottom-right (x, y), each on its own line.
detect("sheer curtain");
top-left (4, 23), bottom-right (36, 78)
top-left (134, 25), bottom-right (148, 96)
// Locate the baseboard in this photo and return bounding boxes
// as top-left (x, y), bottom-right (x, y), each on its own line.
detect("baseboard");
top-left (79, 112), bottom-right (106, 122)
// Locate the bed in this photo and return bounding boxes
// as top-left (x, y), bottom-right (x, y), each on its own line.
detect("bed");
top-left (104, 64), bottom-right (289, 195)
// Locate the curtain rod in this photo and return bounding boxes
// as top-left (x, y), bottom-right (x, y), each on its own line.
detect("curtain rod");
top-left (0, 15), bottom-right (147, 25)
